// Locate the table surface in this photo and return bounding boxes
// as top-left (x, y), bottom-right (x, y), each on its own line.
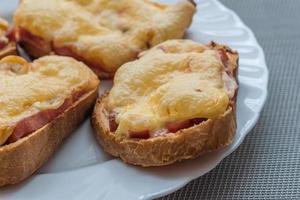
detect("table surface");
top-left (159, 0), bottom-right (300, 199)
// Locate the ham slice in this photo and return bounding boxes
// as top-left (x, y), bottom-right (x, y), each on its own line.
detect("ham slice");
top-left (108, 112), bottom-right (118, 132)
top-left (53, 46), bottom-right (104, 72)
top-left (166, 120), bottom-right (192, 133)
top-left (5, 27), bottom-right (16, 42)
top-left (113, 118), bottom-right (207, 139)
top-left (6, 90), bottom-right (86, 144)
top-left (166, 118), bottom-right (207, 133)
top-left (129, 130), bottom-right (150, 139)
top-left (18, 28), bottom-right (108, 74)
top-left (17, 28), bottom-right (52, 57)
top-left (217, 48), bottom-right (238, 98)
top-left (107, 110), bottom-right (208, 139)
top-left (190, 118), bottom-right (207, 125)
top-left (0, 28), bottom-right (16, 58)
top-left (218, 48), bottom-right (229, 69)
top-left (0, 40), bottom-right (7, 49)
top-left (218, 48), bottom-right (237, 79)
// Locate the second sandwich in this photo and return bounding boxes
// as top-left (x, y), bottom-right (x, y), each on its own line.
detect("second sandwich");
top-left (0, 55), bottom-right (99, 186)
top-left (92, 39), bottom-right (239, 167)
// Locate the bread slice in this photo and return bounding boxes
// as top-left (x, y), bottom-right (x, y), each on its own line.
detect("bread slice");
top-left (14, 0), bottom-right (195, 78)
top-left (0, 55), bottom-right (100, 187)
top-left (92, 41), bottom-right (238, 167)
top-left (0, 88), bottom-right (98, 187)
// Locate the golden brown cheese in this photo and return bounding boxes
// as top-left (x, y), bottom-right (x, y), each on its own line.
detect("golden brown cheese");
top-left (0, 55), bottom-right (99, 145)
top-left (0, 18), bottom-right (9, 45)
top-left (14, 0), bottom-right (195, 73)
top-left (107, 40), bottom-right (233, 138)
top-left (0, 18), bottom-right (8, 34)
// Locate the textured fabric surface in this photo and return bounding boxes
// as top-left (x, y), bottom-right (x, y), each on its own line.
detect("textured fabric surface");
top-left (158, 0), bottom-right (300, 199)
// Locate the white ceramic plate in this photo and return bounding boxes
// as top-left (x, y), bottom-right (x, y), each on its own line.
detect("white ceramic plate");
top-left (0, 0), bottom-right (268, 199)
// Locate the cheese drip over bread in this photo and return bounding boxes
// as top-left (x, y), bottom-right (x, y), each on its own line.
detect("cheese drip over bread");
top-left (108, 40), bottom-right (232, 138)
top-left (0, 18), bottom-right (8, 37)
top-left (14, 0), bottom-right (195, 72)
top-left (0, 55), bottom-right (99, 145)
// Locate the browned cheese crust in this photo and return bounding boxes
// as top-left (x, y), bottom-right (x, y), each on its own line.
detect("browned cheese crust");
top-left (92, 43), bottom-right (239, 167)
top-left (0, 88), bottom-right (98, 187)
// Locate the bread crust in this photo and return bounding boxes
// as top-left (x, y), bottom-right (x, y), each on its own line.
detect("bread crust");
top-left (0, 87), bottom-right (98, 187)
top-left (92, 43), bottom-right (238, 167)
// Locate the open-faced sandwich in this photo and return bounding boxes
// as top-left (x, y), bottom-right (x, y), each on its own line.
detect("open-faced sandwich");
top-left (92, 40), bottom-right (238, 167)
top-left (0, 55), bottom-right (99, 186)
top-left (0, 18), bottom-right (16, 59)
top-left (14, 0), bottom-right (195, 78)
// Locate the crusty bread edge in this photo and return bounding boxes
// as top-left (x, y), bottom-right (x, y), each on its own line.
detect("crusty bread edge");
top-left (92, 43), bottom-right (239, 167)
top-left (17, 41), bottom-right (115, 79)
top-left (92, 95), bottom-right (236, 167)
top-left (0, 87), bottom-right (99, 187)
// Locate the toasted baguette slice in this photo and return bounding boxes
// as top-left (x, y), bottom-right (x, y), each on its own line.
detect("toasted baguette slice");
top-left (14, 0), bottom-right (195, 78)
top-left (0, 55), bottom-right (100, 187)
top-left (92, 41), bottom-right (238, 167)
top-left (0, 88), bottom-right (98, 187)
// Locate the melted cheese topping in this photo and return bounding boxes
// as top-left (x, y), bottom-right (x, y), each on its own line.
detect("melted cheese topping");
top-left (108, 40), bottom-right (232, 138)
top-left (14, 0), bottom-right (195, 72)
top-left (0, 18), bottom-right (9, 44)
top-left (0, 55), bottom-right (99, 145)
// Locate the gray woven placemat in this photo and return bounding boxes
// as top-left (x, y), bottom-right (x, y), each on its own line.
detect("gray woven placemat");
top-left (158, 0), bottom-right (300, 199)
